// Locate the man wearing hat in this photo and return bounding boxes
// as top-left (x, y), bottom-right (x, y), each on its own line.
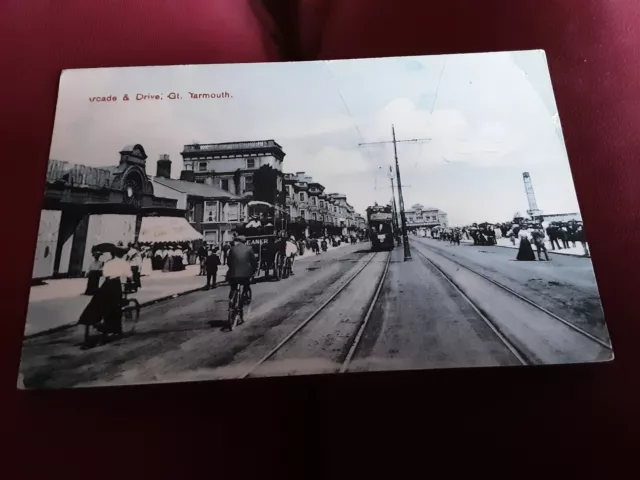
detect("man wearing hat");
top-left (531, 224), bottom-right (550, 261)
top-left (227, 235), bottom-right (258, 306)
top-left (205, 247), bottom-right (221, 289)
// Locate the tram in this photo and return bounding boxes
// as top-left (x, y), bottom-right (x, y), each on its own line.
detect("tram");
top-left (366, 205), bottom-right (395, 251)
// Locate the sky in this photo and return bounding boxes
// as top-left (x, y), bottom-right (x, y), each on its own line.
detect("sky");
top-left (49, 50), bottom-right (581, 225)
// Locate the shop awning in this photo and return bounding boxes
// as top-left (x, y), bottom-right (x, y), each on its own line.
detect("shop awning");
top-left (138, 216), bottom-right (203, 243)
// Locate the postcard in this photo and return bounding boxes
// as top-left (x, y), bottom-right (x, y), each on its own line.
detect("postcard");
top-left (19, 50), bottom-right (613, 389)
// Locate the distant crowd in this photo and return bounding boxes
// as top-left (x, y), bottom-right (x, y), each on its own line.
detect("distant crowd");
top-left (428, 219), bottom-right (590, 260)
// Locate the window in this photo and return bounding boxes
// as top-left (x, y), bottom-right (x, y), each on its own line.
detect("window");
top-left (204, 230), bottom-right (219, 244)
top-left (187, 202), bottom-right (195, 222)
top-left (300, 210), bottom-right (306, 220)
top-left (226, 202), bottom-right (240, 222)
top-left (319, 200), bottom-right (324, 208)
top-left (310, 196), bottom-right (317, 206)
top-left (319, 215), bottom-right (323, 222)
top-left (185, 163), bottom-right (193, 171)
top-left (299, 192), bottom-right (305, 202)
top-left (244, 174), bottom-right (254, 192)
top-left (221, 178), bottom-right (229, 191)
top-left (312, 213), bottom-right (317, 221)
top-left (247, 158), bottom-right (255, 168)
top-left (204, 201), bottom-right (219, 222)
top-left (198, 161), bottom-right (207, 171)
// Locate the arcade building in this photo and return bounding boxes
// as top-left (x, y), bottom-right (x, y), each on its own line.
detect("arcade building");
top-left (405, 203), bottom-right (449, 233)
top-left (33, 144), bottom-right (185, 280)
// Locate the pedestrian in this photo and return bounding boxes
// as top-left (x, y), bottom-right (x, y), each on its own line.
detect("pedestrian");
top-left (153, 244), bottom-right (163, 270)
top-left (311, 238), bottom-right (320, 254)
top-left (559, 224), bottom-right (570, 249)
top-left (567, 221), bottom-right (578, 248)
top-left (576, 223), bottom-right (590, 257)
top-left (84, 250), bottom-right (103, 295)
top-left (78, 245), bottom-right (132, 339)
top-left (531, 225), bottom-right (550, 261)
top-left (126, 242), bottom-right (142, 289)
top-left (546, 223), bottom-right (562, 250)
top-left (197, 244), bottom-right (207, 275)
top-left (173, 244), bottom-right (184, 271)
top-left (222, 242), bottom-right (230, 265)
top-left (205, 248), bottom-right (221, 289)
top-left (162, 245), bottom-right (172, 272)
top-left (516, 225), bottom-right (536, 261)
top-left (141, 245), bottom-right (153, 275)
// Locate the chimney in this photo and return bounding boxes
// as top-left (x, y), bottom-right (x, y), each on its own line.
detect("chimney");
top-left (156, 154), bottom-right (172, 178)
top-left (180, 170), bottom-right (195, 182)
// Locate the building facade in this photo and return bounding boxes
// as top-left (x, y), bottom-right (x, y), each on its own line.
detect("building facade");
top-left (354, 214), bottom-right (367, 231)
top-left (326, 193), bottom-right (357, 231)
top-left (152, 155), bottom-right (246, 245)
top-left (405, 203), bottom-right (449, 230)
top-left (283, 172), bottom-right (363, 237)
top-left (34, 144), bottom-right (179, 279)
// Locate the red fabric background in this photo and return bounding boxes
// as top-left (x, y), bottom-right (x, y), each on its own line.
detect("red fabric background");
top-left (2, 0), bottom-right (639, 476)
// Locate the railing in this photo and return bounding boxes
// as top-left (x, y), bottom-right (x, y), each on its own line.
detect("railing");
top-left (183, 140), bottom-right (282, 152)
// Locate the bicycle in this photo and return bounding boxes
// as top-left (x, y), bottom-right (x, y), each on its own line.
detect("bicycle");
top-left (82, 282), bottom-right (140, 347)
top-left (121, 282), bottom-right (141, 334)
top-left (228, 280), bottom-right (251, 331)
top-left (283, 256), bottom-right (294, 279)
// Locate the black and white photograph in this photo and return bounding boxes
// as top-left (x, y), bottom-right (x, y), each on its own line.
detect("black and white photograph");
top-left (19, 50), bottom-right (613, 389)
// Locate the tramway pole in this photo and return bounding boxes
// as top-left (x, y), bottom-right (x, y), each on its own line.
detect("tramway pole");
top-left (389, 168), bottom-right (400, 237)
top-left (392, 125), bottom-right (412, 261)
top-left (359, 126), bottom-right (430, 261)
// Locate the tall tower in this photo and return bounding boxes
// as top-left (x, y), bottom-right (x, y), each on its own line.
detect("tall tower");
top-left (522, 172), bottom-right (542, 217)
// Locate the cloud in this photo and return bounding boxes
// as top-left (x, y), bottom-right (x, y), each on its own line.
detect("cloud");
top-left (47, 51), bottom-right (580, 225)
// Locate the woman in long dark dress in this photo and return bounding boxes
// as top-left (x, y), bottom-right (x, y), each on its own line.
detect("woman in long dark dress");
top-left (78, 249), bottom-right (132, 342)
top-left (84, 252), bottom-right (103, 295)
top-left (516, 226), bottom-right (536, 261)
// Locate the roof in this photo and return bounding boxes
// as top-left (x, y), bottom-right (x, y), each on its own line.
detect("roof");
top-left (154, 177), bottom-right (241, 199)
top-left (182, 140), bottom-right (283, 154)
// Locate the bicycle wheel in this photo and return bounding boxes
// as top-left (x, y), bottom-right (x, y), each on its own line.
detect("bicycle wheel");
top-left (273, 252), bottom-right (282, 281)
top-left (283, 258), bottom-right (291, 279)
top-left (228, 290), bottom-right (240, 331)
top-left (122, 299), bottom-right (140, 334)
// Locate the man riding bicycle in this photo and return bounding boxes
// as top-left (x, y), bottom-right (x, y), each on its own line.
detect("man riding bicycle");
top-left (227, 235), bottom-right (258, 305)
top-left (285, 235), bottom-right (299, 276)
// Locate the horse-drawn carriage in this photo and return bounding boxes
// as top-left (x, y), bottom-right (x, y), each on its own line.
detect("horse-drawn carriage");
top-left (234, 201), bottom-right (294, 281)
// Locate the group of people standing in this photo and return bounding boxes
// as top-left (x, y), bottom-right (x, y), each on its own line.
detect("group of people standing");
top-left (513, 221), bottom-right (589, 261)
top-left (151, 243), bottom-right (191, 272)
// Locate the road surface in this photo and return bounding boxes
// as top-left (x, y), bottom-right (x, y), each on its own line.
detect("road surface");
top-left (19, 238), bottom-right (611, 389)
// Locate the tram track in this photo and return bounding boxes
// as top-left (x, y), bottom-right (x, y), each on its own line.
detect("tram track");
top-left (412, 243), bottom-right (613, 364)
top-left (413, 247), bottom-right (530, 365)
top-left (239, 250), bottom-right (391, 378)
